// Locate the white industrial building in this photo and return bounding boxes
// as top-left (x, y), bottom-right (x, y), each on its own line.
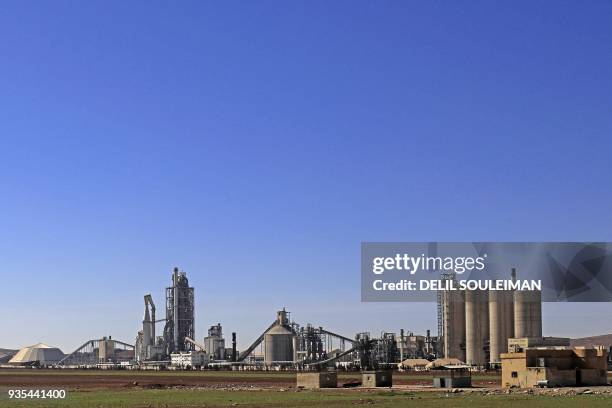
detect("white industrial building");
top-left (170, 351), bottom-right (209, 368)
top-left (204, 324), bottom-right (226, 360)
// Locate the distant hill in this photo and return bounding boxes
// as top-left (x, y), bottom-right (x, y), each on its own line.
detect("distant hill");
top-left (0, 349), bottom-right (17, 364)
top-left (570, 334), bottom-right (612, 348)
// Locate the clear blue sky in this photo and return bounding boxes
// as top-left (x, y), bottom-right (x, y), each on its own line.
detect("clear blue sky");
top-left (1, 1), bottom-right (611, 352)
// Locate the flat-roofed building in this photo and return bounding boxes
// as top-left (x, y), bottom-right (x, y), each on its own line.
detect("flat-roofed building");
top-left (501, 339), bottom-right (608, 388)
top-left (507, 337), bottom-right (570, 353)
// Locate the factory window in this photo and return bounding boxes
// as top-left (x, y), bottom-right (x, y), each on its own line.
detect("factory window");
top-left (511, 372), bottom-right (518, 378)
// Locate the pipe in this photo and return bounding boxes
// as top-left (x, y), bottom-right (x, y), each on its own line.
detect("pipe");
top-left (185, 336), bottom-right (206, 351)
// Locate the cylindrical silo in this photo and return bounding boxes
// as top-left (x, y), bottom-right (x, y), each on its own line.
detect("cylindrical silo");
top-left (465, 289), bottom-right (489, 366)
top-left (529, 290), bottom-right (542, 337)
top-left (514, 290), bottom-right (542, 338)
top-left (502, 289), bottom-right (515, 348)
top-left (443, 289), bottom-right (466, 361)
top-left (264, 324), bottom-right (294, 363)
top-left (488, 291), bottom-right (501, 364)
top-left (489, 289), bottom-right (514, 364)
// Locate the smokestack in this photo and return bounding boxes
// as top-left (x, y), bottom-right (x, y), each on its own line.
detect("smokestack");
top-left (400, 329), bottom-right (404, 361)
top-left (232, 332), bottom-right (237, 362)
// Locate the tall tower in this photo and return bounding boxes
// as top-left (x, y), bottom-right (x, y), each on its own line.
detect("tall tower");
top-left (164, 267), bottom-right (195, 353)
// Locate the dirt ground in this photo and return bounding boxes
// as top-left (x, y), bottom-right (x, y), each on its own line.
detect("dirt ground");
top-left (0, 369), bottom-right (499, 390)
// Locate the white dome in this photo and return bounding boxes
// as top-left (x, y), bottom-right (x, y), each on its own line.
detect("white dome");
top-left (9, 343), bottom-right (64, 365)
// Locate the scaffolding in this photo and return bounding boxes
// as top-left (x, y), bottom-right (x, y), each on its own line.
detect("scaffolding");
top-left (436, 272), bottom-right (456, 357)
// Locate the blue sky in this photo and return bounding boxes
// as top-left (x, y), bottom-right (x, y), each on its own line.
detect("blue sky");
top-left (1, 1), bottom-right (611, 352)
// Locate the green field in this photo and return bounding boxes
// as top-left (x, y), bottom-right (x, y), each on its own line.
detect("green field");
top-left (1, 388), bottom-right (611, 408)
top-left (0, 370), bottom-right (610, 407)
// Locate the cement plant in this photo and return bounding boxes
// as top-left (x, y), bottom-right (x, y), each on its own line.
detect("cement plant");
top-left (2, 266), bottom-right (611, 401)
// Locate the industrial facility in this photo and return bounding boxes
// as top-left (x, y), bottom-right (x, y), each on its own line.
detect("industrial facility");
top-left (438, 268), bottom-right (543, 367)
top-left (135, 267), bottom-right (196, 363)
top-left (126, 268), bottom-right (439, 372)
top-left (111, 264), bottom-right (587, 385)
top-left (3, 265), bottom-right (609, 392)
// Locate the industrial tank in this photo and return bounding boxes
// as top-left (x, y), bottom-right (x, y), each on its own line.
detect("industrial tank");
top-left (514, 289), bottom-right (542, 338)
top-left (442, 289), bottom-right (466, 361)
top-left (264, 324), bottom-right (294, 363)
top-left (465, 289), bottom-right (489, 366)
top-left (263, 309), bottom-right (295, 363)
top-left (488, 290), bottom-right (514, 364)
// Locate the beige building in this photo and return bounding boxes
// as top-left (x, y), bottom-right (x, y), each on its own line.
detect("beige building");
top-left (501, 339), bottom-right (608, 388)
top-left (507, 337), bottom-right (569, 353)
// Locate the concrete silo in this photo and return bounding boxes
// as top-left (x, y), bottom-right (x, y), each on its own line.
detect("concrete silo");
top-left (442, 289), bottom-right (466, 362)
top-left (264, 309), bottom-right (295, 364)
top-left (465, 289), bottom-right (489, 366)
top-left (514, 289), bottom-right (542, 338)
top-left (488, 289), bottom-right (514, 364)
top-left (512, 266), bottom-right (542, 338)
